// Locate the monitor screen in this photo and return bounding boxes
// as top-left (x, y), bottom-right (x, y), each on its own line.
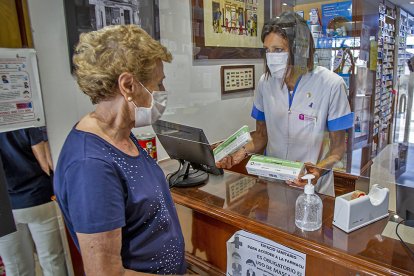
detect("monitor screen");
top-left (396, 183), bottom-right (414, 221)
top-left (153, 120), bottom-right (223, 187)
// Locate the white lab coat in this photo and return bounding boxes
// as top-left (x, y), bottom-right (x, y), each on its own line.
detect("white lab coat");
top-left (252, 66), bottom-right (353, 196)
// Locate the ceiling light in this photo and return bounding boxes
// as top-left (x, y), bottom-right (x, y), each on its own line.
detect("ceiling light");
top-left (282, 2), bottom-right (288, 6)
top-left (410, 1), bottom-right (414, 4)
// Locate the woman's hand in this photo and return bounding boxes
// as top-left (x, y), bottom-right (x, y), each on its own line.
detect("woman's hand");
top-left (286, 162), bottom-right (321, 188)
top-left (215, 121), bottom-right (267, 170)
top-left (215, 147), bottom-right (248, 169)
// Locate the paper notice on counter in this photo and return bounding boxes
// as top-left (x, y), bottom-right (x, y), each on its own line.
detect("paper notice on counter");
top-left (227, 230), bottom-right (306, 276)
top-left (0, 48), bottom-right (45, 132)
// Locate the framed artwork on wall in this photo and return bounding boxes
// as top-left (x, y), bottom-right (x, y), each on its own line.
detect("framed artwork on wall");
top-left (192, 0), bottom-right (271, 60)
top-left (63, 0), bottom-right (160, 71)
top-left (221, 65), bottom-right (255, 94)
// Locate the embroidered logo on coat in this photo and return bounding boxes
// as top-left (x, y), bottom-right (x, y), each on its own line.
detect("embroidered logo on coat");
top-left (299, 113), bottom-right (317, 122)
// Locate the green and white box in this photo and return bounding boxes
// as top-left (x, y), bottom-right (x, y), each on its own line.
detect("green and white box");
top-left (245, 155), bottom-right (304, 181)
top-left (213, 125), bottom-right (251, 162)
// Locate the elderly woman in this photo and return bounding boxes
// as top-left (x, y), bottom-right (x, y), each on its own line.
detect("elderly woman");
top-left (54, 25), bottom-right (186, 275)
top-left (217, 12), bottom-right (353, 196)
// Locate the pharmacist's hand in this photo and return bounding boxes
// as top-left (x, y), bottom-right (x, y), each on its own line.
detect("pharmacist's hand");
top-left (286, 162), bottom-right (320, 188)
top-left (210, 142), bottom-right (220, 150)
top-left (215, 148), bottom-right (246, 169)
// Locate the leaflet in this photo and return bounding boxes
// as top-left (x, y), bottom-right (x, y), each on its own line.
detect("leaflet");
top-left (246, 155), bottom-right (304, 181)
top-left (213, 125), bottom-right (251, 162)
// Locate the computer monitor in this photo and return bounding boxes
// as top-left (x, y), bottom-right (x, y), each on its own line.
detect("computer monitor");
top-left (152, 120), bottom-right (223, 187)
top-left (396, 183), bottom-right (414, 223)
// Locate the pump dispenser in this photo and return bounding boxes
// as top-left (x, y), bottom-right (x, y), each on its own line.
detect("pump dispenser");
top-left (295, 174), bottom-right (323, 231)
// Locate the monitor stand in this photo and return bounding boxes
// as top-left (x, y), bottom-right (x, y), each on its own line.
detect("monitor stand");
top-left (168, 161), bottom-right (209, 187)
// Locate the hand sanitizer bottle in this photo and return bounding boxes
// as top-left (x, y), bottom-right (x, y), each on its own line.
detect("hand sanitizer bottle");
top-left (295, 174), bottom-right (323, 231)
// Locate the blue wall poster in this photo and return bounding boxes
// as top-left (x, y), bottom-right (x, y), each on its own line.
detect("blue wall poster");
top-left (321, 1), bottom-right (352, 37)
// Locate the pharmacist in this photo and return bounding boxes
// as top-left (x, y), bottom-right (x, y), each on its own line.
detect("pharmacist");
top-left (217, 12), bottom-right (353, 196)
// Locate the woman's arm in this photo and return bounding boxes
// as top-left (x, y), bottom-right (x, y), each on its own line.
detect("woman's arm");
top-left (317, 129), bottom-right (346, 170)
top-left (77, 229), bottom-right (153, 276)
top-left (289, 129), bottom-right (346, 187)
top-left (31, 141), bottom-right (51, 176)
top-left (44, 141), bottom-right (54, 172)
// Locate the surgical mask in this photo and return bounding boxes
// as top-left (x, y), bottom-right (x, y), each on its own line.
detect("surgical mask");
top-left (266, 52), bottom-right (289, 78)
top-left (132, 82), bottom-right (168, 128)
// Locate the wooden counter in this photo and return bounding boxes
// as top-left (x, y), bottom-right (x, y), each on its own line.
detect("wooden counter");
top-left (159, 159), bottom-right (414, 276)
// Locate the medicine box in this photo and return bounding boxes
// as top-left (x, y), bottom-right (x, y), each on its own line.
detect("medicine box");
top-left (213, 125), bottom-right (251, 162)
top-left (245, 155), bottom-right (304, 181)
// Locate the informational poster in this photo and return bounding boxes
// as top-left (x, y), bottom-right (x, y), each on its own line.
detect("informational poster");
top-left (321, 1), bottom-right (352, 37)
top-left (204, 0), bottom-right (264, 48)
top-left (227, 230), bottom-right (306, 276)
top-left (0, 48), bottom-right (45, 132)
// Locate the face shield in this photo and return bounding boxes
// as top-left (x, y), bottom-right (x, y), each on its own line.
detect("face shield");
top-left (263, 12), bottom-right (312, 75)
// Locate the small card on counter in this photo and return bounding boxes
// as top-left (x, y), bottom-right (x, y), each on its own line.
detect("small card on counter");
top-left (213, 125), bottom-right (251, 162)
top-left (246, 155), bottom-right (304, 181)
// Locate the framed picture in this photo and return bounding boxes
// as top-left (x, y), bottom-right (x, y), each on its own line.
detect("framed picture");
top-left (221, 65), bottom-right (255, 94)
top-left (63, 0), bottom-right (160, 71)
top-left (192, 0), bottom-right (271, 60)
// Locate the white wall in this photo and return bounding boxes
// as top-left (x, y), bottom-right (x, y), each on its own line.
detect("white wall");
top-left (28, 0), bottom-right (93, 163)
top-left (28, 0), bottom-right (263, 163)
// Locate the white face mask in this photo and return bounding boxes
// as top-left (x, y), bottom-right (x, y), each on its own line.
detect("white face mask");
top-left (132, 82), bottom-right (168, 128)
top-left (266, 52), bottom-right (289, 78)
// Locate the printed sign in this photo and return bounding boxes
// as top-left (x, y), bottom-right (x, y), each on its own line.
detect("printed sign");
top-left (0, 49), bottom-right (45, 132)
top-left (227, 230), bottom-right (306, 276)
top-left (321, 1), bottom-right (352, 37)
